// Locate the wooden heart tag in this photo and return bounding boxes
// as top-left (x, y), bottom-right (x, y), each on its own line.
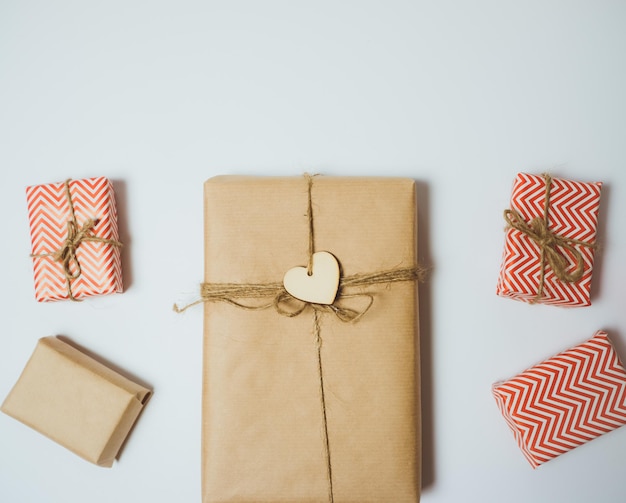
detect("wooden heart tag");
top-left (283, 251), bottom-right (340, 305)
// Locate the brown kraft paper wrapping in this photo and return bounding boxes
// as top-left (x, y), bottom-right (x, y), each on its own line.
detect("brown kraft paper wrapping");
top-left (1, 336), bottom-right (151, 467)
top-left (202, 175), bottom-right (421, 503)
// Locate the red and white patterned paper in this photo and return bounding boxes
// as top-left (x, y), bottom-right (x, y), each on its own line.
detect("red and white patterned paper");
top-left (26, 177), bottom-right (123, 302)
top-left (496, 173), bottom-right (601, 307)
top-left (493, 331), bottom-right (626, 468)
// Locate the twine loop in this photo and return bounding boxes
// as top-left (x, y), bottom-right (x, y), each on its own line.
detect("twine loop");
top-left (503, 174), bottom-right (595, 301)
top-left (54, 218), bottom-right (97, 280)
top-left (31, 179), bottom-right (123, 301)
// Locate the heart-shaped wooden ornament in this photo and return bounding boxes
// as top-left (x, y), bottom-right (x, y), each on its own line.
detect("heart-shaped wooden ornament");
top-left (283, 251), bottom-right (340, 305)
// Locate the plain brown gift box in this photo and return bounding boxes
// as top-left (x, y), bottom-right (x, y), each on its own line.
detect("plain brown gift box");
top-left (1, 336), bottom-right (151, 467)
top-left (202, 176), bottom-right (421, 503)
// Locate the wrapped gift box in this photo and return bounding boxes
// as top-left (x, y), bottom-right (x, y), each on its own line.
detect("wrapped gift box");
top-left (492, 331), bottom-right (626, 468)
top-left (26, 176), bottom-right (123, 302)
top-left (496, 173), bottom-right (601, 306)
top-left (1, 336), bottom-right (151, 467)
top-left (201, 176), bottom-right (421, 502)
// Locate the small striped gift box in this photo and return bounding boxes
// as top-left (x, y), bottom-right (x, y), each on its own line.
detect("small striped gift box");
top-left (496, 172), bottom-right (602, 307)
top-left (493, 331), bottom-right (626, 468)
top-left (26, 177), bottom-right (123, 302)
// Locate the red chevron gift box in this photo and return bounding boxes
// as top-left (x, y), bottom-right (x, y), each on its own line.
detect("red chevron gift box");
top-left (496, 173), bottom-right (602, 306)
top-left (493, 331), bottom-right (626, 468)
top-left (26, 177), bottom-right (123, 302)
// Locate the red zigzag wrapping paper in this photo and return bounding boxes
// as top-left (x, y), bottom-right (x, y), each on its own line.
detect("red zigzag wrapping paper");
top-left (493, 331), bottom-right (626, 468)
top-left (496, 172), bottom-right (602, 307)
top-left (26, 177), bottom-right (123, 302)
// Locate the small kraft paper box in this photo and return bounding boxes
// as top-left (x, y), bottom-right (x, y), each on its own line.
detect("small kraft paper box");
top-left (201, 176), bottom-right (421, 503)
top-left (1, 336), bottom-right (151, 467)
top-left (492, 331), bottom-right (626, 468)
top-left (496, 173), bottom-right (601, 307)
top-left (26, 176), bottom-right (123, 302)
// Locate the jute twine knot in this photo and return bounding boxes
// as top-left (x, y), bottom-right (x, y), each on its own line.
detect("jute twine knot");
top-left (31, 179), bottom-right (123, 301)
top-left (503, 173), bottom-right (595, 302)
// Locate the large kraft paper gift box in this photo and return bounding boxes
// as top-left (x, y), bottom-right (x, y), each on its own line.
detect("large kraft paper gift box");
top-left (1, 336), bottom-right (151, 467)
top-left (202, 176), bottom-right (421, 502)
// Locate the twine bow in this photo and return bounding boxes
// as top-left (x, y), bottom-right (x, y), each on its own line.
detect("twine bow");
top-left (31, 179), bottom-right (123, 301)
top-left (503, 174), bottom-right (595, 302)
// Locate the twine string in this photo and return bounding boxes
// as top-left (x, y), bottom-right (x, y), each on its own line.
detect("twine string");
top-left (304, 174), bottom-right (333, 503)
top-left (173, 266), bottom-right (423, 317)
top-left (314, 308), bottom-right (334, 503)
top-left (503, 174), bottom-right (595, 302)
top-left (31, 179), bottom-right (123, 301)
top-left (305, 173), bottom-right (316, 276)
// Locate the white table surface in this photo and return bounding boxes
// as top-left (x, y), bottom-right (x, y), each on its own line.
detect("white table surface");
top-left (2, 1), bottom-right (626, 502)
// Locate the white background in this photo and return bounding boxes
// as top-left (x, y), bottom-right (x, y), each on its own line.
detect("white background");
top-left (1, 1), bottom-right (626, 502)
